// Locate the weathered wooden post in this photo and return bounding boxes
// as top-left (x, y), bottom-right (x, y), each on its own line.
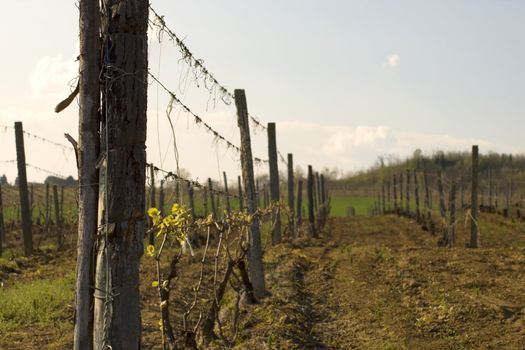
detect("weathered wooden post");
top-left (14, 122), bottom-right (33, 256)
top-left (405, 169), bottom-right (410, 215)
top-left (74, 0), bottom-right (101, 345)
top-left (470, 145), bottom-right (480, 248)
top-left (203, 188), bottom-right (209, 216)
top-left (393, 174), bottom-right (398, 214)
top-left (237, 175), bottom-right (244, 211)
top-left (414, 170), bottom-right (421, 223)
top-left (158, 180), bottom-right (165, 214)
top-left (423, 170), bottom-right (431, 210)
top-left (45, 182), bottom-right (50, 227)
top-left (53, 185), bottom-right (63, 248)
top-left (188, 183), bottom-right (196, 220)
top-left (307, 165), bottom-right (317, 237)
top-left (287, 153), bottom-right (295, 235)
top-left (296, 179), bottom-right (303, 229)
top-left (267, 123), bottom-right (281, 244)
top-left (447, 181), bottom-right (456, 248)
top-left (0, 184), bottom-right (4, 255)
top-left (208, 178), bottom-right (218, 219)
top-left (223, 172), bottom-right (231, 213)
top-left (235, 89), bottom-right (267, 298)
top-left (438, 170), bottom-right (446, 220)
top-left (382, 182), bottom-right (386, 214)
top-left (93, 1), bottom-right (148, 347)
top-left (60, 186), bottom-right (65, 225)
top-left (30, 184), bottom-right (34, 223)
top-left (148, 165), bottom-right (156, 245)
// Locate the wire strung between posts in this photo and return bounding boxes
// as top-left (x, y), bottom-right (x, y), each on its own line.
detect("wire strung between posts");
top-left (0, 160), bottom-right (69, 179)
top-left (148, 72), bottom-right (269, 165)
top-left (147, 163), bottom-right (240, 199)
top-left (148, 5), bottom-right (233, 106)
top-left (0, 124), bottom-right (75, 153)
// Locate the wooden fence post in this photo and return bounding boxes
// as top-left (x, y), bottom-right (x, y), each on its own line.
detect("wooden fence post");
top-left (60, 186), bottom-right (65, 225)
top-left (414, 170), bottom-right (421, 223)
top-left (14, 121), bottom-right (33, 256)
top-left (203, 188), bottom-right (209, 216)
top-left (222, 172), bottom-right (231, 213)
top-left (287, 153), bottom-right (295, 235)
top-left (382, 182), bottom-right (386, 214)
top-left (447, 181), bottom-right (456, 248)
top-left (307, 165), bottom-right (317, 237)
top-left (158, 180), bottom-right (165, 215)
top-left (237, 175), bottom-right (244, 212)
top-left (0, 184), bottom-right (4, 255)
top-left (30, 184), bottom-right (34, 223)
top-left (53, 185), bottom-right (63, 248)
top-left (74, 0), bottom-right (101, 345)
top-left (405, 169), bottom-right (410, 215)
top-left (438, 170), bottom-right (446, 220)
top-left (208, 178), bottom-right (218, 219)
top-left (148, 164), bottom-right (156, 245)
top-left (393, 174), bottom-right (398, 214)
top-left (267, 122), bottom-right (282, 244)
top-left (387, 180), bottom-right (391, 213)
top-left (423, 170), bottom-right (431, 211)
top-left (46, 182), bottom-right (51, 227)
top-left (470, 145), bottom-right (480, 248)
top-left (235, 89), bottom-right (267, 298)
top-left (296, 179), bottom-right (303, 230)
top-left (399, 172), bottom-right (404, 212)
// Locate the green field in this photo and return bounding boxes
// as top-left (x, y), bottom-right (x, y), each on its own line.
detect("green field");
top-left (330, 196), bottom-right (376, 216)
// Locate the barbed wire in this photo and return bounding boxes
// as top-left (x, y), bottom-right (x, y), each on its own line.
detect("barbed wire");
top-left (0, 124), bottom-right (75, 153)
top-left (148, 72), bottom-right (269, 165)
top-left (0, 159), bottom-right (68, 179)
top-left (147, 163), bottom-right (240, 199)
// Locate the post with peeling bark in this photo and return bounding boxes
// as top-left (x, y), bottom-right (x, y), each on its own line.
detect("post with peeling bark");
top-left (307, 165), bottom-right (317, 238)
top-left (74, 0), bottom-right (100, 347)
top-left (93, 1), bottom-right (148, 348)
top-left (53, 185), bottom-right (63, 249)
top-left (267, 123), bottom-right (281, 244)
top-left (14, 122), bottom-right (33, 256)
top-left (235, 89), bottom-right (267, 299)
top-left (470, 145), bottom-right (480, 248)
top-left (287, 153), bottom-right (295, 235)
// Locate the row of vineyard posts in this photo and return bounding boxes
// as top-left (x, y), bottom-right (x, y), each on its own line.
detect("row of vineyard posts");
top-left (371, 145), bottom-right (525, 248)
top-left (0, 122), bottom-right (75, 256)
top-left (0, 2), bottom-right (334, 350)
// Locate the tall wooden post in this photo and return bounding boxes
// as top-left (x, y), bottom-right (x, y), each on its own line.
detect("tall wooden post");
top-left (405, 169), bottom-right (411, 215)
top-left (237, 175), bottom-right (244, 212)
top-left (93, 1), bottom-right (148, 347)
top-left (296, 179), bottom-right (303, 229)
top-left (30, 184), bottom-right (34, 222)
top-left (45, 182), bottom-right (50, 227)
top-left (470, 145), bottom-right (480, 248)
top-left (307, 165), bottom-right (317, 237)
top-left (208, 178), bottom-right (218, 219)
top-left (393, 174), bottom-right (398, 214)
top-left (158, 180), bottom-right (165, 215)
top-left (14, 122), bottom-right (33, 256)
top-left (414, 170), bottom-right (421, 223)
top-left (235, 89), bottom-right (267, 298)
top-left (423, 170), bottom-right (431, 210)
top-left (148, 165), bottom-right (156, 245)
top-left (75, 0), bottom-right (101, 346)
top-left (203, 188), bottom-right (209, 216)
top-left (287, 153), bottom-right (295, 235)
top-left (0, 184), bottom-right (4, 256)
top-left (399, 172), bottom-right (404, 207)
top-left (438, 170), bottom-right (446, 220)
top-left (448, 181), bottom-right (456, 248)
top-left (381, 182), bottom-right (386, 214)
top-left (223, 172), bottom-right (231, 213)
top-left (53, 185), bottom-right (63, 249)
top-left (267, 123), bottom-right (281, 244)
top-left (188, 183), bottom-right (196, 220)
top-left (60, 186), bottom-right (65, 225)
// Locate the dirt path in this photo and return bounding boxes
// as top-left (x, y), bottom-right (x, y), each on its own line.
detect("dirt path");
top-left (296, 216), bottom-right (525, 350)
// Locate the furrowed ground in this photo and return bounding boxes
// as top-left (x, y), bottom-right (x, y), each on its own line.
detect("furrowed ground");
top-left (2, 213), bottom-right (525, 349)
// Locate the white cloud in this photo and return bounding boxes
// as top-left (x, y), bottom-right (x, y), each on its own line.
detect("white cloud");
top-left (29, 54), bottom-right (77, 99)
top-left (385, 54), bottom-right (400, 68)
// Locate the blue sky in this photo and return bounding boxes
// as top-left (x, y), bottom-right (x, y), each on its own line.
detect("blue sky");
top-left (0, 0), bottom-right (524, 183)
